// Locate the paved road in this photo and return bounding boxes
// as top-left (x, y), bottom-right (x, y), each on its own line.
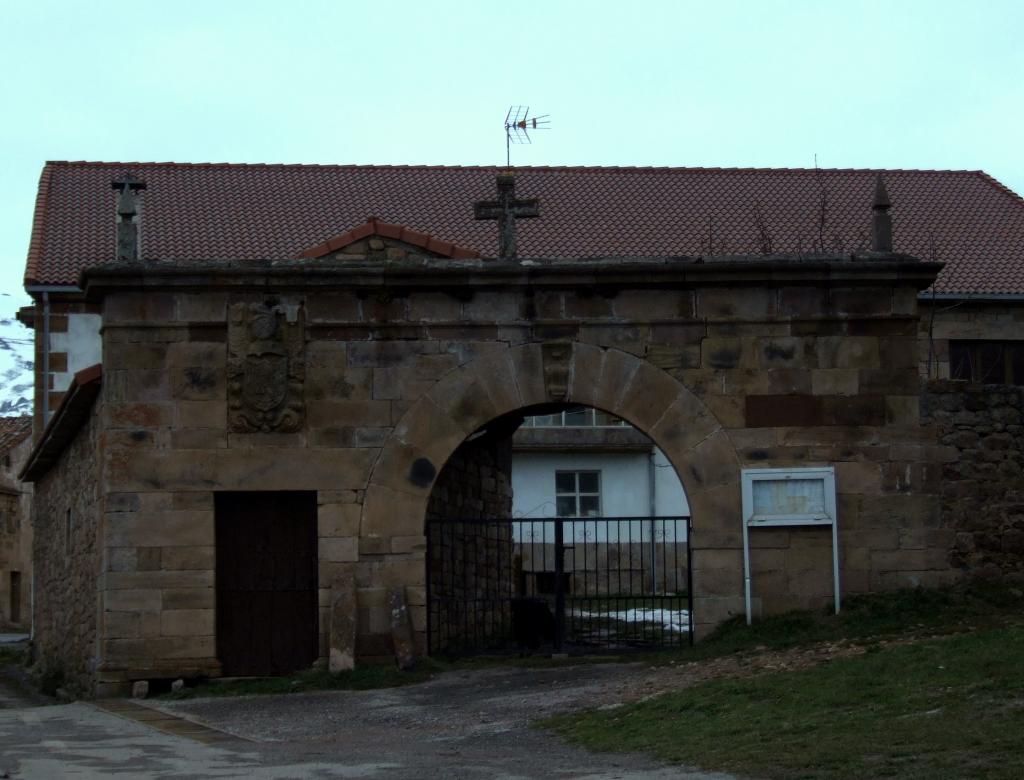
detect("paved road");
top-left (0, 664), bottom-right (741, 779)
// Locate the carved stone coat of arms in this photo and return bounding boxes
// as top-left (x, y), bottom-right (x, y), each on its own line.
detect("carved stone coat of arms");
top-left (227, 300), bottom-right (305, 433)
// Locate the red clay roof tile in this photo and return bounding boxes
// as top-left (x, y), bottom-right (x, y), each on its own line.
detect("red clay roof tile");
top-left (297, 217), bottom-right (480, 260)
top-left (0, 416), bottom-right (32, 457)
top-left (24, 162), bottom-right (1024, 295)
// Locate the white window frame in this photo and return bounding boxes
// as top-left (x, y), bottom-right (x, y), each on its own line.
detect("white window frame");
top-left (555, 470), bottom-right (602, 518)
top-left (740, 467), bottom-right (840, 624)
top-left (741, 467), bottom-right (837, 527)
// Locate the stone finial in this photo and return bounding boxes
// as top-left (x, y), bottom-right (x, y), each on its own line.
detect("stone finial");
top-left (112, 174), bottom-right (147, 261)
top-left (871, 173), bottom-right (893, 252)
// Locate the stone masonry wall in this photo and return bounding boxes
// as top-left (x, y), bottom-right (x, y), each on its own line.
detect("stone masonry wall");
top-left (31, 409), bottom-right (102, 696)
top-left (79, 250), bottom-right (950, 685)
top-left (0, 435), bottom-right (33, 630)
top-left (426, 434), bottom-right (513, 521)
top-left (425, 433), bottom-right (514, 653)
top-left (922, 380), bottom-right (1024, 580)
top-left (918, 301), bottom-right (1024, 380)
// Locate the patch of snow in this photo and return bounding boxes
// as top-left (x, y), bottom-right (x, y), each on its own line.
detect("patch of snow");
top-left (579, 607), bottom-right (691, 633)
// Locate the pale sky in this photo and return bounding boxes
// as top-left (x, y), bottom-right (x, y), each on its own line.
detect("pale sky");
top-left (2, 0), bottom-right (1022, 299)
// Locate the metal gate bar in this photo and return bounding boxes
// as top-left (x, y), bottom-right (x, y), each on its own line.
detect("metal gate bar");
top-left (426, 516), bottom-right (692, 656)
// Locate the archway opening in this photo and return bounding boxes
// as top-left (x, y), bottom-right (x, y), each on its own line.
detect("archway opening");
top-left (425, 403), bottom-right (692, 657)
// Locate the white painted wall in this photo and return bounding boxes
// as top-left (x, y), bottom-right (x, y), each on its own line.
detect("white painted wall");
top-left (49, 313), bottom-right (102, 392)
top-left (511, 447), bottom-right (689, 541)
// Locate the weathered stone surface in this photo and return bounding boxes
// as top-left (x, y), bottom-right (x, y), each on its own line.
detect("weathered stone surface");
top-left (131, 680), bottom-right (149, 699)
top-left (227, 300), bottom-right (305, 433)
top-left (389, 588), bottom-right (417, 670)
top-left (329, 569), bottom-right (357, 672)
top-left (923, 381), bottom-right (1024, 579)
top-left (107, 448), bottom-right (374, 492)
top-left (34, 255), bottom-right (966, 691)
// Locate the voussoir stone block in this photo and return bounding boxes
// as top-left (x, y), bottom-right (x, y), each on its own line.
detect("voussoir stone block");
top-left (464, 352), bottom-right (519, 414)
top-left (392, 398), bottom-right (471, 457)
top-left (590, 348), bottom-right (642, 414)
top-left (685, 430), bottom-right (741, 492)
top-left (507, 343), bottom-right (547, 407)
top-left (651, 392), bottom-right (722, 462)
top-left (566, 342), bottom-right (605, 408)
top-left (616, 361), bottom-right (685, 433)
top-left (424, 367), bottom-right (500, 435)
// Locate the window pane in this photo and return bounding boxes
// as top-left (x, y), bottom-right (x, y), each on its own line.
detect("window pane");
top-left (977, 343), bottom-right (1005, 383)
top-left (564, 408), bottom-right (588, 426)
top-left (579, 496), bottom-right (601, 517)
top-left (1010, 345), bottom-right (1024, 385)
top-left (556, 496), bottom-right (577, 517)
top-left (949, 342), bottom-right (971, 380)
top-left (594, 410), bottom-right (624, 426)
top-left (555, 472), bottom-right (575, 494)
top-left (578, 472), bottom-right (600, 494)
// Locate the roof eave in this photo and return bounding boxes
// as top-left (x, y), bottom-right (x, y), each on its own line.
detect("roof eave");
top-left (20, 364), bottom-right (102, 483)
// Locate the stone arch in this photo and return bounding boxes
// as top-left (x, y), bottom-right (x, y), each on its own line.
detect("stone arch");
top-left (360, 341), bottom-right (744, 638)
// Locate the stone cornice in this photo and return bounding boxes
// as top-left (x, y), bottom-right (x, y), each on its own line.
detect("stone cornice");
top-left (81, 253), bottom-right (943, 299)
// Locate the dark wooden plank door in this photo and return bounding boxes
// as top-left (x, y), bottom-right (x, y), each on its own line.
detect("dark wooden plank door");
top-left (215, 492), bottom-right (318, 677)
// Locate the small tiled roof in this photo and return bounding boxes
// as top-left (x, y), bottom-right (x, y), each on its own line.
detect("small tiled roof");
top-left (0, 416), bottom-right (32, 456)
top-left (296, 217), bottom-right (480, 260)
top-left (25, 162), bottom-right (1024, 295)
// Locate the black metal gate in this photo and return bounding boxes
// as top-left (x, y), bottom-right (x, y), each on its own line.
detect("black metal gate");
top-left (426, 516), bottom-right (692, 656)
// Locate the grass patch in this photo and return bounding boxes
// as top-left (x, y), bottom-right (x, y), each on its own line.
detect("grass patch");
top-left (638, 580), bottom-right (1024, 667)
top-left (543, 583), bottom-right (1024, 779)
top-left (162, 662), bottom-right (437, 700)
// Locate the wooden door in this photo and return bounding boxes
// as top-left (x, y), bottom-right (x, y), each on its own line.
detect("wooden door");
top-left (215, 492), bottom-right (318, 677)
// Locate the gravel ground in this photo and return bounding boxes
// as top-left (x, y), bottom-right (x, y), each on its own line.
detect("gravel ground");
top-left (0, 638), bottom-right (875, 778)
top-left (148, 663), bottom-right (742, 779)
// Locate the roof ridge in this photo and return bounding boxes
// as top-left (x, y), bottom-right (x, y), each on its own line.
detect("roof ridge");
top-left (972, 170), bottom-right (1024, 205)
top-left (42, 160), bottom-right (992, 176)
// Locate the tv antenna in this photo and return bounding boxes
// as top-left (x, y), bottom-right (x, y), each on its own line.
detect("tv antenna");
top-left (504, 106), bottom-right (550, 166)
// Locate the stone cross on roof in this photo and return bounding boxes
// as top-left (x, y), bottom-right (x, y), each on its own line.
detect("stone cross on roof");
top-left (473, 173), bottom-right (539, 259)
top-left (111, 174), bottom-right (147, 261)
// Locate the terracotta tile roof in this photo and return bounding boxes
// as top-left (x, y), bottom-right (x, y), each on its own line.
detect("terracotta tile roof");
top-left (24, 162), bottom-right (1024, 295)
top-left (0, 416), bottom-right (32, 457)
top-left (296, 217), bottom-right (480, 260)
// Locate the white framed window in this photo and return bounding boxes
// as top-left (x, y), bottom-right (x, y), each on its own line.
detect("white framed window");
top-left (522, 408), bottom-right (628, 428)
top-left (555, 470), bottom-right (601, 517)
top-left (741, 467), bottom-right (836, 526)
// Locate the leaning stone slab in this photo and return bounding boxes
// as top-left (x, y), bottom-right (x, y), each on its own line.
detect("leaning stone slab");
top-left (329, 568), bottom-right (357, 672)
top-left (389, 587), bottom-right (417, 671)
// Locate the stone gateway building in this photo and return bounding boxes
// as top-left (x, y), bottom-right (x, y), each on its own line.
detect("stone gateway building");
top-left (17, 162), bottom-right (1024, 696)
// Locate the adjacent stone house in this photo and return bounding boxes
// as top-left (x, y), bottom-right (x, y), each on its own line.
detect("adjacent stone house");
top-left (0, 416), bottom-right (33, 631)
top-left (17, 162), bottom-right (1024, 695)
